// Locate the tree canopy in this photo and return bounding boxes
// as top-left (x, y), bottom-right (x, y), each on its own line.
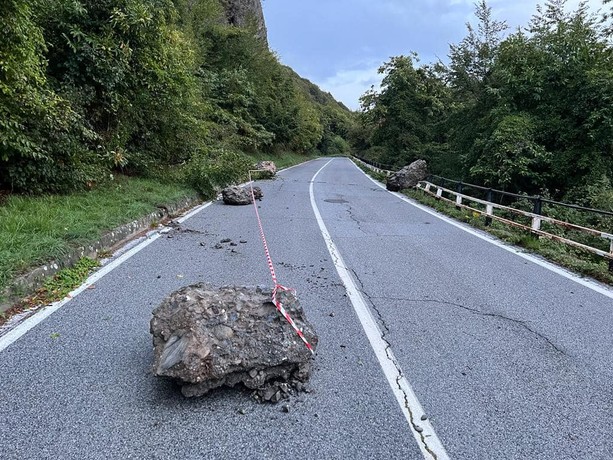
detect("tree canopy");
top-left (355, 0), bottom-right (613, 205)
top-left (0, 0), bottom-right (353, 194)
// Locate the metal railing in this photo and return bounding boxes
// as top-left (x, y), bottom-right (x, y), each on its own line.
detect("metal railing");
top-left (417, 180), bottom-right (613, 271)
top-left (352, 156), bottom-right (394, 176)
top-left (427, 175), bottom-right (613, 219)
top-left (352, 156), bottom-right (613, 271)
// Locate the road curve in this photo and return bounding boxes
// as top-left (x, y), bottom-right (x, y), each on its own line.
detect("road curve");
top-left (1, 157), bottom-right (612, 459)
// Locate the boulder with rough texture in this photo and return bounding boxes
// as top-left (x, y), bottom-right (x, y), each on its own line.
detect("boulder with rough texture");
top-left (255, 161), bottom-right (277, 178)
top-left (222, 186), bottom-right (262, 205)
top-left (386, 159), bottom-right (428, 191)
top-left (150, 284), bottom-right (317, 400)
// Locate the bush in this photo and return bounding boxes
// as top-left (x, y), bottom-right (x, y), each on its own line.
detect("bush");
top-left (183, 148), bottom-right (252, 197)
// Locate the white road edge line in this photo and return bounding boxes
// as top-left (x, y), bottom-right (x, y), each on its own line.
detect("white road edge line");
top-left (0, 159), bottom-right (320, 353)
top-left (0, 202), bottom-right (212, 353)
top-left (310, 159), bottom-right (450, 460)
top-left (351, 159), bottom-right (613, 300)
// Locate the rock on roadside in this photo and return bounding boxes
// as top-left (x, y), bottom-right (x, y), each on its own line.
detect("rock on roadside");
top-left (221, 186), bottom-right (263, 205)
top-left (386, 159), bottom-right (428, 192)
top-left (255, 161), bottom-right (277, 178)
top-left (150, 284), bottom-right (317, 400)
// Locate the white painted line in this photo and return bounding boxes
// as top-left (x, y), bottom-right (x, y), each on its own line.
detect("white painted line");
top-left (310, 159), bottom-right (450, 460)
top-left (351, 159), bottom-right (613, 300)
top-left (277, 158), bottom-right (318, 173)
top-left (175, 202), bottom-right (213, 224)
top-left (0, 203), bottom-right (215, 353)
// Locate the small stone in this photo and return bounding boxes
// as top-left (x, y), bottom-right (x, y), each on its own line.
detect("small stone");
top-left (237, 408), bottom-right (246, 415)
top-left (263, 387), bottom-right (277, 401)
top-left (214, 243), bottom-right (223, 249)
top-left (415, 426), bottom-right (423, 433)
top-left (200, 242), bottom-right (206, 247)
top-left (281, 404), bottom-right (290, 413)
top-left (240, 240), bottom-right (247, 244)
top-left (329, 312), bottom-right (335, 317)
top-left (279, 383), bottom-right (290, 394)
top-left (230, 242), bottom-right (238, 247)
top-left (156, 275), bottom-right (161, 279)
top-left (167, 234), bottom-right (173, 239)
top-left (421, 414), bottom-right (428, 421)
top-left (271, 391), bottom-right (282, 403)
top-left (220, 238), bottom-right (232, 243)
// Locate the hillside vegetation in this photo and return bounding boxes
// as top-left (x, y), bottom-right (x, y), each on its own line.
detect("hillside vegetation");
top-left (354, 0), bottom-right (613, 209)
top-left (0, 0), bottom-right (352, 196)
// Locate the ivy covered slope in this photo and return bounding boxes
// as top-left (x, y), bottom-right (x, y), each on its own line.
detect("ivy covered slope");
top-left (0, 0), bottom-right (353, 196)
top-left (354, 0), bottom-right (613, 208)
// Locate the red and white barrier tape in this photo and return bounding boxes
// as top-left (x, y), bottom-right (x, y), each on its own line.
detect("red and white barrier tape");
top-left (249, 172), bottom-right (314, 354)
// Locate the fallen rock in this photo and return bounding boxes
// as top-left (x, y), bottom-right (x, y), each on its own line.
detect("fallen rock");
top-left (386, 159), bottom-right (428, 191)
top-left (221, 186), bottom-right (263, 205)
top-left (255, 161), bottom-right (277, 178)
top-left (150, 284), bottom-right (317, 400)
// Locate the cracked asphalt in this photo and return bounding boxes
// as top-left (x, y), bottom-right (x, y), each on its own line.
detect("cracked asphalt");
top-left (2, 157), bottom-right (613, 459)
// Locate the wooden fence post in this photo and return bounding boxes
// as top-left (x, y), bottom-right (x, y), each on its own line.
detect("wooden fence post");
top-left (485, 189), bottom-right (493, 226)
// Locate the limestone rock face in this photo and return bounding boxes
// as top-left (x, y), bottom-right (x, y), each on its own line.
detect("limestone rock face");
top-left (150, 284), bottom-right (317, 399)
top-left (221, 185), bottom-right (262, 205)
top-left (386, 160), bottom-right (428, 192)
top-left (221, 0), bottom-right (268, 45)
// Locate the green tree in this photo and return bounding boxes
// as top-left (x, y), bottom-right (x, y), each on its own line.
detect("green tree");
top-left (359, 55), bottom-right (449, 168)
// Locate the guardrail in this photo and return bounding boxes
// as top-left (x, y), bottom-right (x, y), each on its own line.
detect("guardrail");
top-left (352, 156), bottom-right (394, 176)
top-left (417, 180), bottom-right (613, 272)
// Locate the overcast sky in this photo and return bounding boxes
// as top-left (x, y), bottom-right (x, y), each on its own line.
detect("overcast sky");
top-left (262, 0), bottom-right (604, 110)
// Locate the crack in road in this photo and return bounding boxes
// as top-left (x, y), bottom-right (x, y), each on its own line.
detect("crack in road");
top-left (350, 269), bottom-right (439, 459)
top-left (345, 205), bottom-right (367, 235)
top-left (372, 296), bottom-right (567, 356)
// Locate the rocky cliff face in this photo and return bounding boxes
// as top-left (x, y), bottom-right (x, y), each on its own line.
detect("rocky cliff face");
top-left (221, 0), bottom-right (268, 45)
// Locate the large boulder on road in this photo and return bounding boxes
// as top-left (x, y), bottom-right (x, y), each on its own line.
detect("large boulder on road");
top-left (255, 161), bottom-right (277, 178)
top-left (150, 284), bottom-right (317, 401)
top-left (221, 185), bottom-right (262, 205)
top-left (386, 159), bottom-right (428, 191)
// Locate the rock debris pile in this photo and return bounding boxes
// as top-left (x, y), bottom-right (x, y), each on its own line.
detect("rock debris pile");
top-left (150, 284), bottom-right (317, 402)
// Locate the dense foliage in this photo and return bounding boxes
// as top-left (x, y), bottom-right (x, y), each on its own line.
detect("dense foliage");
top-left (356, 0), bottom-right (613, 206)
top-left (0, 0), bottom-right (352, 195)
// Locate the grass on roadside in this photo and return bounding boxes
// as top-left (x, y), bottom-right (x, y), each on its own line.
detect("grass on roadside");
top-left (404, 189), bottom-right (613, 285)
top-left (0, 176), bottom-right (195, 295)
top-left (354, 160), bottom-right (613, 286)
top-left (0, 257), bottom-right (100, 327)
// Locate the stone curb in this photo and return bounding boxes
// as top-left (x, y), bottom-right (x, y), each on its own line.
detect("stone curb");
top-left (0, 195), bottom-right (202, 313)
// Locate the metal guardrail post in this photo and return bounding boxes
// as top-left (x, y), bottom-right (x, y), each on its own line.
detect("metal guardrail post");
top-left (485, 189), bottom-right (493, 226)
top-left (609, 240), bottom-right (613, 273)
top-left (532, 197), bottom-right (543, 236)
top-left (456, 182), bottom-right (463, 209)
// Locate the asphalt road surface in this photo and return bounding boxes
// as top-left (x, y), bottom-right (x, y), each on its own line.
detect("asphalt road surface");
top-left (1, 157), bottom-right (612, 459)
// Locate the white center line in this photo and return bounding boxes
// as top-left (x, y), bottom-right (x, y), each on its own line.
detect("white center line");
top-left (309, 159), bottom-right (450, 460)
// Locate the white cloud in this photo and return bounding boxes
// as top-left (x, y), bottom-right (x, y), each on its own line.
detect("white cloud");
top-left (311, 64), bottom-right (384, 111)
